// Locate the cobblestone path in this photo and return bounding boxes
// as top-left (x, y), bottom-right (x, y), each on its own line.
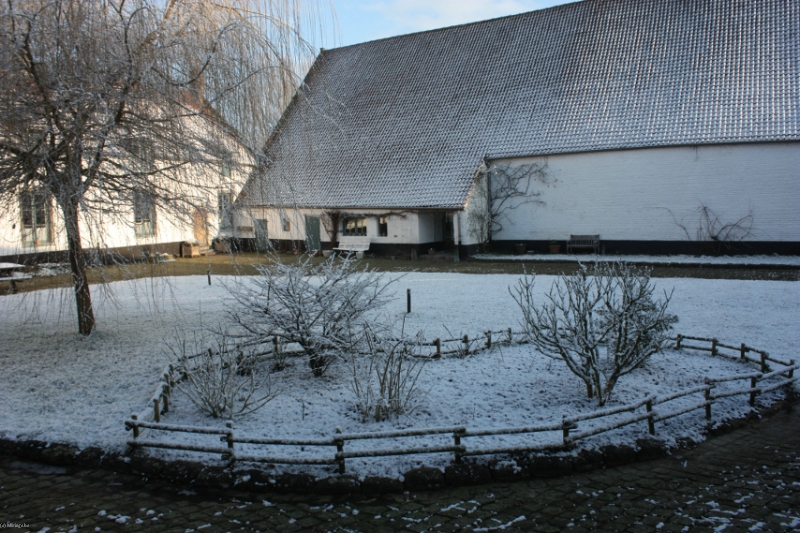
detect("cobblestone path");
top-left (1, 407), bottom-right (798, 532)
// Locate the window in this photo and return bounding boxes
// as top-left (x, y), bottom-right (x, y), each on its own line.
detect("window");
top-left (218, 192), bottom-right (233, 230)
top-left (221, 161), bottom-right (232, 178)
top-left (20, 191), bottom-right (51, 245)
top-left (134, 190), bottom-right (155, 237)
top-left (342, 217), bottom-right (367, 236)
top-left (378, 216), bottom-right (388, 237)
top-left (282, 218), bottom-right (291, 232)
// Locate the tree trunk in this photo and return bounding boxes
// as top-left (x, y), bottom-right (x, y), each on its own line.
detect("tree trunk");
top-left (62, 200), bottom-right (95, 335)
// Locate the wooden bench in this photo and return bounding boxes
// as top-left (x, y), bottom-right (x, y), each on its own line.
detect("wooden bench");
top-left (566, 234), bottom-right (601, 254)
top-left (333, 236), bottom-right (371, 255)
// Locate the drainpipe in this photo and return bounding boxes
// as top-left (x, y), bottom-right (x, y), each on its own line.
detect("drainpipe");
top-left (453, 211), bottom-right (461, 263)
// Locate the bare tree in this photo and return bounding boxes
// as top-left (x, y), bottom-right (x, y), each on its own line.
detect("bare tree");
top-left (468, 161), bottom-right (549, 246)
top-left (669, 203), bottom-right (755, 255)
top-left (0, 0), bottom-right (333, 334)
top-left (225, 254), bottom-right (398, 376)
top-left (511, 263), bottom-right (677, 406)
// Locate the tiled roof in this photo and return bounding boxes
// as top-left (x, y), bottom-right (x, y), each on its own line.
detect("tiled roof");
top-left (241, 0), bottom-right (800, 210)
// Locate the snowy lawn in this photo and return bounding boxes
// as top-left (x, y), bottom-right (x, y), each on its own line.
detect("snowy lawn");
top-left (0, 272), bottom-right (797, 479)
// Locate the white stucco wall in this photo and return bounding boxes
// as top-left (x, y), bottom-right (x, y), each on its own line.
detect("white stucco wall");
top-left (490, 142), bottom-right (800, 242)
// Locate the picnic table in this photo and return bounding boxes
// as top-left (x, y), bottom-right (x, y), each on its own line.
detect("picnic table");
top-left (0, 263), bottom-right (32, 294)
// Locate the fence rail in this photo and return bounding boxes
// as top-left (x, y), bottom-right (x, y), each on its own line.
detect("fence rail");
top-left (126, 334), bottom-right (797, 474)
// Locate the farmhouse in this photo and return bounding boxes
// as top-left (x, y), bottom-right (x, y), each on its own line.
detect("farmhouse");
top-left (0, 122), bottom-right (251, 264)
top-left (236, 0), bottom-right (799, 258)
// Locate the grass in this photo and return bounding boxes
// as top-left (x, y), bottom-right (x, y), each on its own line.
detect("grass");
top-left (2, 251), bottom-right (798, 296)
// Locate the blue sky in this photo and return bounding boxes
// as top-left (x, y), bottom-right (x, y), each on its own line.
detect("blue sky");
top-left (333, 0), bottom-right (575, 47)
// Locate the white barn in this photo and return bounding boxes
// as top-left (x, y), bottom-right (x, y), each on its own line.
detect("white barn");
top-left (237, 0), bottom-right (799, 257)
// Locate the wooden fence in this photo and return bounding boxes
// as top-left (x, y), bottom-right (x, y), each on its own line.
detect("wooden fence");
top-left (126, 335), bottom-right (798, 474)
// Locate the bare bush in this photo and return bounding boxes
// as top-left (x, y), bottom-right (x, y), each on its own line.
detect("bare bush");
top-left (511, 263), bottom-right (677, 406)
top-left (171, 334), bottom-right (278, 419)
top-left (349, 330), bottom-right (426, 422)
top-left (669, 203), bottom-right (755, 255)
top-left (226, 254), bottom-right (398, 376)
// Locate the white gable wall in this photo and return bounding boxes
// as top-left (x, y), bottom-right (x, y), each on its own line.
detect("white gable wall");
top-left (491, 142), bottom-right (800, 243)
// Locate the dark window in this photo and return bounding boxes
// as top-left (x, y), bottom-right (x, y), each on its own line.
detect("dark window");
top-left (342, 217), bottom-right (367, 236)
top-left (378, 216), bottom-right (388, 237)
top-left (218, 192), bottom-right (233, 230)
top-left (134, 190), bottom-right (155, 237)
top-left (20, 191), bottom-right (51, 244)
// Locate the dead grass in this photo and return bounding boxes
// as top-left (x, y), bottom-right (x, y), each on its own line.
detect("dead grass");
top-left (1, 252), bottom-right (797, 296)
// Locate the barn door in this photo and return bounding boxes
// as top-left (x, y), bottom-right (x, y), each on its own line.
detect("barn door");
top-left (254, 219), bottom-right (269, 252)
top-left (305, 216), bottom-right (321, 252)
top-left (192, 208), bottom-right (209, 245)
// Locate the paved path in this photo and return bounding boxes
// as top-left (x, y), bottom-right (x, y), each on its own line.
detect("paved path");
top-left (1, 407), bottom-right (798, 532)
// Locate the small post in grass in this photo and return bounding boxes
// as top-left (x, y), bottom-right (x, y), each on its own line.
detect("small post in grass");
top-left (434, 338), bottom-right (441, 358)
top-left (740, 343), bottom-right (747, 360)
top-left (704, 378), bottom-right (712, 420)
top-left (749, 376), bottom-right (758, 406)
top-left (407, 288), bottom-right (411, 313)
top-left (760, 352), bottom-right (768, 372)
top-left (675, 334), bottom-right (682, 349)
top-left (711, 338), bottom-right (718, 356)
top-left (207, 268), bottom-right (212, 286)
top-left (646, 398), bottom-right (655, 435)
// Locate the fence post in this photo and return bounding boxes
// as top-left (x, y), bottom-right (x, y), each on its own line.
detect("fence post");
top-left (711, 338), bottom-right (717, 357)
top-left (646, 398), bottom-right (655, 435)
top-left (453, 429), bottom-right (463, 464)
top-left (434, 339), bottom-right (441, 358)
top-left (224, 421), bottom-right (235, 461)
top-left (508, 328), bottom-right (513, 344)
top-left (749, 376), bottom-right (758, 406)
top-left (486, 331), bottom-right (492, 349)
top-left (207, 268), bottom-right (212, 286)
top-left (130, 414), bottom-right (139, 439)
top-left (790, 360), bottom-right (795, 379)
top-left (273, 336), bottom-right (279, 356)
top-left (407, 289), bottom-right (411, 314)
top-left (675, 334), bottom-right (682, 349)
top-left (153, 398), bottom-right (161, 423)
top-left (561, 416), bottom-right (572, 447)
top-left (463, 335), bottom-right (469, 355)
top-left (740, 343), bottom-right (746, 360)
top-left (335, 428), bottom-right (345, 474)
top-left (162, 389), bottom-right (169, 414)
top-left (760, 352), bottom-right (768, 372)
top-left (704, 378), bottom-right (712, 420)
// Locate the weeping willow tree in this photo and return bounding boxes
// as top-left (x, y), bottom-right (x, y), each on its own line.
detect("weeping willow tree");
top-left (0, 0), bottom-right (334, 334)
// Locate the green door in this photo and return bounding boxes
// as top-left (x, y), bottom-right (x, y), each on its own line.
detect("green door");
top-left (305, 216), bottom-right (321, 252)
top-left (254, 219), bottom-right (269, 252)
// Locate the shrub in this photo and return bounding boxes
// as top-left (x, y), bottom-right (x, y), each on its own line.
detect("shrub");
top-left (172, 334), bottom-right (278, 419)
top-left (511, 262), bottom-right (677, 405)
top-left (349, 329), bottom-right (427, 422)
top-left (226, 254), bottom-right (397, 376)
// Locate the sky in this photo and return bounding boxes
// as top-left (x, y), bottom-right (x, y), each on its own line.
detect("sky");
top-left (332, 0), bottom-right (575, 47)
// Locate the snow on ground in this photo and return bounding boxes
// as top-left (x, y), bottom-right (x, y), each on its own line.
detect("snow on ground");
top-left (0, 271), bottom-right (797, 479)
top-left (473, 253), bottom-right (800, 266)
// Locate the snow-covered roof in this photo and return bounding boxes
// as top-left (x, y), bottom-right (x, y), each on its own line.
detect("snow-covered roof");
top-left (240, 0), bottom-right (800, 210)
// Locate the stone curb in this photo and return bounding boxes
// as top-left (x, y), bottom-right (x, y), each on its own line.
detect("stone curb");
top-left (0, 399), bottom-right (793, 496)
